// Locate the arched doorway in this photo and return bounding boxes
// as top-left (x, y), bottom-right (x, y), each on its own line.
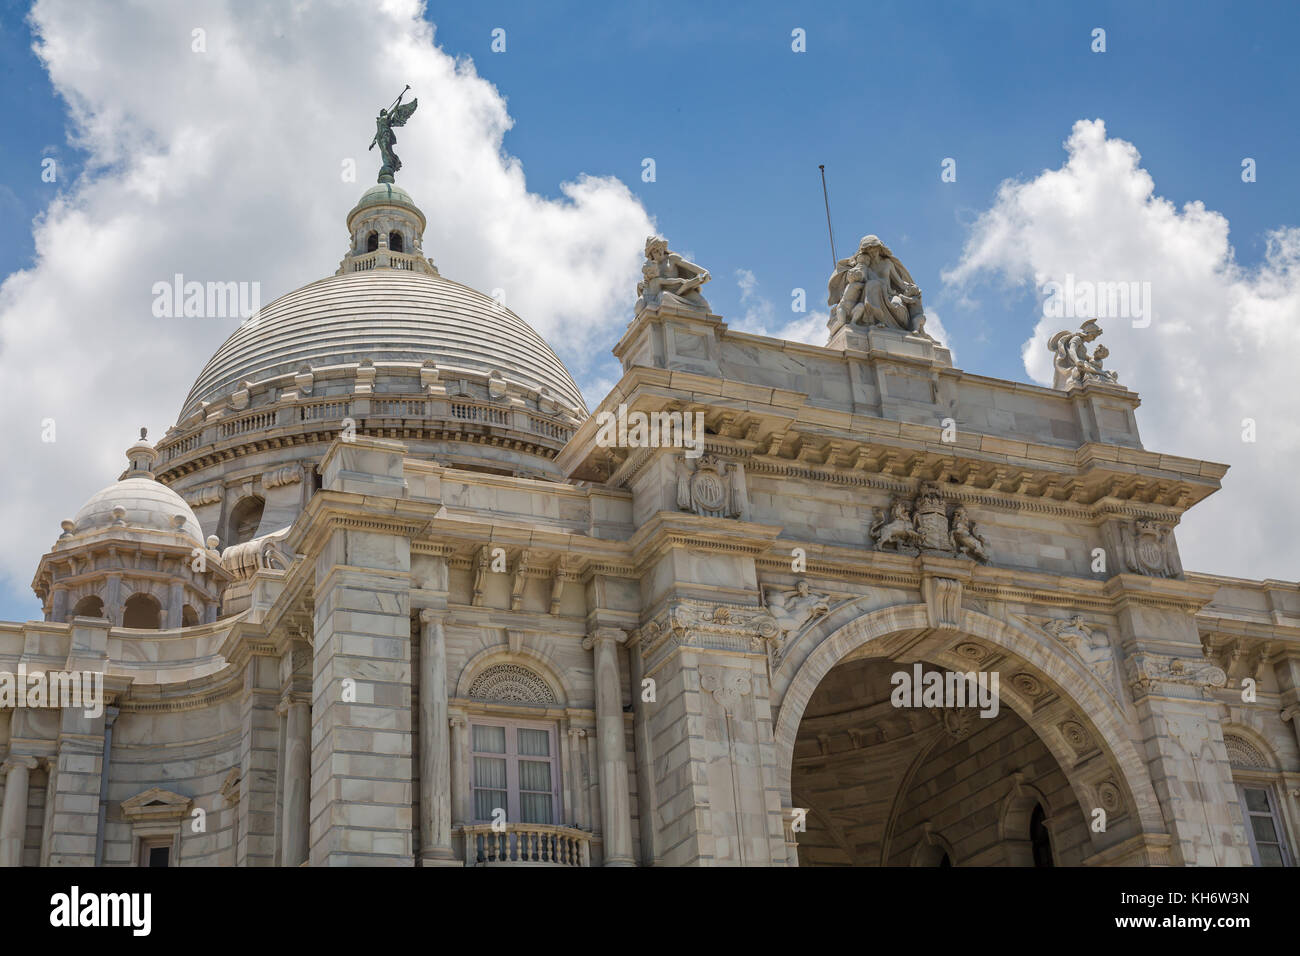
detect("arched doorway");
top-left (791, 657), bottom-right (1086, 865)
top-left (773, 601), bottom-right (1169, 867)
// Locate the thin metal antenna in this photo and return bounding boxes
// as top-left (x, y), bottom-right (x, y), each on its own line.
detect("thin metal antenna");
top-left (819, 164), bottom-right (837, 269)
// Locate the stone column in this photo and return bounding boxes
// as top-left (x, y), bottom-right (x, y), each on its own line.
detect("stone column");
top-left (448, 716), bottom-right (468, 828)
top-left (237, 655), bottom-right (280, 866)
top-left (166, 582), bottom-right (185, 628)
top-left (104, 573), bottom-right (123, 625)
top-left (418, 609), bottom-right (456, 864)
top-left (0, 756), bottom-right (38, 867)
top-left (280, 695), bottom-right (311, 867)
top-left (567, 727), bottom-right (589, 830)
top-left (582, 627), bottom-right (634, 866)
top-left (50, 587), bottom-right (68, 623)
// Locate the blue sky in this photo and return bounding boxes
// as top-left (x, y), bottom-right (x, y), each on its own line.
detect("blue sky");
top-left (1, 0), bottom-right (1297, 621)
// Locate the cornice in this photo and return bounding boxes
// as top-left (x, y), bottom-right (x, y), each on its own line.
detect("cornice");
top-left (626, 511), bottom-right (783, 569)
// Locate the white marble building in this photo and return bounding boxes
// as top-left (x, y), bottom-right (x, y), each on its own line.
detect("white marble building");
top-left (1, 181), bottom-right (1296, 867)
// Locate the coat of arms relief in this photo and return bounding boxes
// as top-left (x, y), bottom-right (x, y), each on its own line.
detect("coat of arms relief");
top-left (869, 482), bottom-right (989, 562)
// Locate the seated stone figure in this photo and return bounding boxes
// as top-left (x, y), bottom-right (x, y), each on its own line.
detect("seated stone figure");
top-left (1048, 319), bottom-right (1121, 390)
top-left (637, 236), bottom-right (712, 313)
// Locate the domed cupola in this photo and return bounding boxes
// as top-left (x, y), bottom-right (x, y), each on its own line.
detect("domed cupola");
top-left (31, 431), bottom-right (229, 628)
top-left (153, 125), bottom-right (589, 536)
top-left (337, 182), bottom-right (438, 276)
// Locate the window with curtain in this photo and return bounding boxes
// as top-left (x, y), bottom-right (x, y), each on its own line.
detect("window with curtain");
top-left (470, 719), bottom-right (559, 825)
top-left (1237, 784), bottom-right (1291, 866)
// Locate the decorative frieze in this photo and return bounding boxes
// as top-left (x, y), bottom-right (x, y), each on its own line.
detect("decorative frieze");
top-left (1126, 652), bottom-right (1227, 700)
top-left (638, 600), bottom-right (779, 668)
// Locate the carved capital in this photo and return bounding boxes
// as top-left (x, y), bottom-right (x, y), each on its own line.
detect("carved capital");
top-left (419, 607), bottom-right (445, 627)
top-left (277, 690), bottom-right (311, 715)
top-left (1, 755), bottom-right (40, 775)
top-left (583, 627), bottom-right (628, 651)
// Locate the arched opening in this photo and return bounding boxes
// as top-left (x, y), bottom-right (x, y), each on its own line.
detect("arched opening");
top-left (228, 496), bottom-right (265, 545)
top-left (72, 595), bottom-right (105, 618)
top-left (365, 231), bottom-right (378, 253)
top-left (122, 593), bottom-right (162, 629)
top-left (790, 657), bottom-right (1089, 866)
top-left (388, 231), bottom-right (404, 253)
top-left (181, 604), bottom-right (200, 627)
top-left (1030, 804), bottom-right (1054, 867)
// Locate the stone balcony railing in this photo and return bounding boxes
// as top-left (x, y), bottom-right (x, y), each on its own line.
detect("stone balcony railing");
top-left (154, 391), bottom-right (580, 478)
top-left (460, 823), bottom-right (592, 867)
top-left (338, 249), bottom-right (438, 275)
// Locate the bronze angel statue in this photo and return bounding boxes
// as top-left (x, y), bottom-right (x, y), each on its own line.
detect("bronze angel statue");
top-left (370, 87), bottom-right (419, 183)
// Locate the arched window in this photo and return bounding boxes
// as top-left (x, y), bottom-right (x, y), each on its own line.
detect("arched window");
top-left (72, 595), bottom-right (105, 618)
top-left (365, 231), bottom-right (378, 253)
top-left (464, 663), bottom-right (562, 826)
top-left (123, 593), bottom-right (162, 629)
top-left (228, 496), bottom-right (265, 545)
top-left (181, 604), bottom-right (200, 627)
top-left (388, 231), bottom-right (404, 253)
top-left (1030, 804), bottom-right (1054, 867)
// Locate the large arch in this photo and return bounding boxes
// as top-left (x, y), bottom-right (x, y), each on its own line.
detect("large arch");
top-left (772, 599), bottom-right (1168, 858)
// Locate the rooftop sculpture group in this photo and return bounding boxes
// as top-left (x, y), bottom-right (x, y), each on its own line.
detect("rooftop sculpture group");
top-left (828, 235), bottom-right (929, 336)
top-left (1049, 318), bottom-right (1120, 390)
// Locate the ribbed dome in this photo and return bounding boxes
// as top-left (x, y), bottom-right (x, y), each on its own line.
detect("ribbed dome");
top-left (71, 477), bottom-right (204, 545)
top-left (178, 269), bottom-right (587, 421)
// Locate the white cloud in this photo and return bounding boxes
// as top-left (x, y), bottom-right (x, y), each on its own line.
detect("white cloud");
top-left (729, 268), bottom-right (828, 345)
top-left (943, 119), bottom-right (1300, 581)
top-left (0, 0), bottom-right (654, 616)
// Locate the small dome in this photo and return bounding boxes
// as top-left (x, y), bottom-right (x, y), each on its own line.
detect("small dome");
top-left (351, 182), bottom-right (419, 215)
top-left (70, 477), bottom-right (204, 546)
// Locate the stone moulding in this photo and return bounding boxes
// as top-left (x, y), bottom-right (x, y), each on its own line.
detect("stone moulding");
top-left (120, 788), bottom-right (193, 823)
top-left (181, 483), bottom-right (224, 507)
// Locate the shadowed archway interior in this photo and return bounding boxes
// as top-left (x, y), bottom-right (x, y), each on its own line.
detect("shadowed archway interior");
top-left (792, 657), bottom-right (1089, 866)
